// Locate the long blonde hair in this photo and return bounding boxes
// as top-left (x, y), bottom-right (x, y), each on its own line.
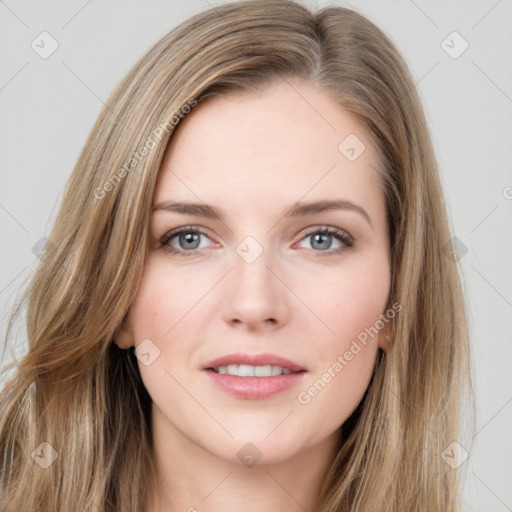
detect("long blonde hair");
top-left (0, 1), bottom-right (473, 510)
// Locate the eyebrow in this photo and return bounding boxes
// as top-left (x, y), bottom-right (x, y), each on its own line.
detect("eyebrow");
top-left (152, 199), bottom-right (373, 228)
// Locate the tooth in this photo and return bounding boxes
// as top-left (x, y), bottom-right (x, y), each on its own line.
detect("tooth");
top-left (237, 364), bottom-right (255, 377)
top-left (271, 365), bottom-right (283, 376)
top-left (214, 364), bottom-right (297, 377)
top-left (226, 364), bottom-right (238, 376)
top-left (254, 365), bottom-right (272, 377)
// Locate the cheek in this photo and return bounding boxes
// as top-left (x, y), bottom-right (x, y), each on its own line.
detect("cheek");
top-left (124, 261), bottom-right (199, 407)
top-left (296, 276), bottom-right (387, 428)
top-left (128, 258), bottom-right (203, 340)
top-left (298, 345), bottom-right (378, 436)
top-left (125, 257), bottom-right (212, 393)
top-left (334, 272), bottom-right (389, 344)
top-left (300, 252), bottom-right (390, 353)
top-left (295, 254), bottom-right (389, 418)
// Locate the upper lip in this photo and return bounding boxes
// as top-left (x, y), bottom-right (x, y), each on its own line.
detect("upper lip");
top-left (202, 352), bottom-right (307, 372)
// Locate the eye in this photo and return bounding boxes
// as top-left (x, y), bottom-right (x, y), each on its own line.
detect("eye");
top-left (160, 225), bottom-right (354, 258)
top-left (295, 226), bottom-right (354, 256)
top-left (160, 226), bottom-right (214, 258)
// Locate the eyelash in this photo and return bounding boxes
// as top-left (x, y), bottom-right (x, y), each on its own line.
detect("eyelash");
top-left (160, 225), bottom-right (354, 259)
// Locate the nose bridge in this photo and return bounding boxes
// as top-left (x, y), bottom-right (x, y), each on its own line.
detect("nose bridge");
top-left (221, 231), bottom-right (287, 326)
top-left (232, 233), bottom-right (274, 290)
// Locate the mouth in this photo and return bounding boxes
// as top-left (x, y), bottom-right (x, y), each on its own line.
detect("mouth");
top-left (202, 352), bottom-right (307, 399)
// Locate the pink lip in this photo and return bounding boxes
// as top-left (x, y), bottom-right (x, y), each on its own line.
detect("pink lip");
top-left (204, 371), bottom-right (306, 399)
top-left (201, 352), bottom-right (308, 400)
top-left (202, 352), bottom-right (306, 372)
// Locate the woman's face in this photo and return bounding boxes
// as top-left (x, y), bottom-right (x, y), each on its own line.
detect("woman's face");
top-left (117, 78), bottom-right (391, 465)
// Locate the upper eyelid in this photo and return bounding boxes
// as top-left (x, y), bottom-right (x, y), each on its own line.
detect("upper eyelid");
top-left (161, 225), bottom-right (214, 242)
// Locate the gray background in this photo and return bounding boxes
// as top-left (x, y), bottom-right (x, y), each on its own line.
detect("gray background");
top-left (1, 0), bottom-right (511, 510)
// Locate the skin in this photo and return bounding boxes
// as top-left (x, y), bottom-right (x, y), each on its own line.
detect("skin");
top-left (116, 77), bottom-right (391, 512)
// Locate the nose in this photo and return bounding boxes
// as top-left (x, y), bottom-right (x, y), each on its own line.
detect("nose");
top-left (221, 243), bottom-right (290, 331)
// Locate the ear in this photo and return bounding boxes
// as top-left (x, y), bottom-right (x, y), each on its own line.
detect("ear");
top-left (377, 321), bottom-right (391, 352)
top-left (114, 314), bottom-right (134, 350)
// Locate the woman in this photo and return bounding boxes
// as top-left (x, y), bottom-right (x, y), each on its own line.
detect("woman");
top-left (0, 1), bottom-right (473, 510)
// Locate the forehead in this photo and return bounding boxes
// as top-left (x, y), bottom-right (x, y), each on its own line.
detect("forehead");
top-left (154, 79), bottom-right (384, 219)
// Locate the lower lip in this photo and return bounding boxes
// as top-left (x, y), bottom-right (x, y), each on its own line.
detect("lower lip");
top-left (203, 369), bottom-right (307, 399)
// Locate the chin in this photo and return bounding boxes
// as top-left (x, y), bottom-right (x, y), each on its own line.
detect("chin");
top-left (206, 428), bottom-right (309, 467)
